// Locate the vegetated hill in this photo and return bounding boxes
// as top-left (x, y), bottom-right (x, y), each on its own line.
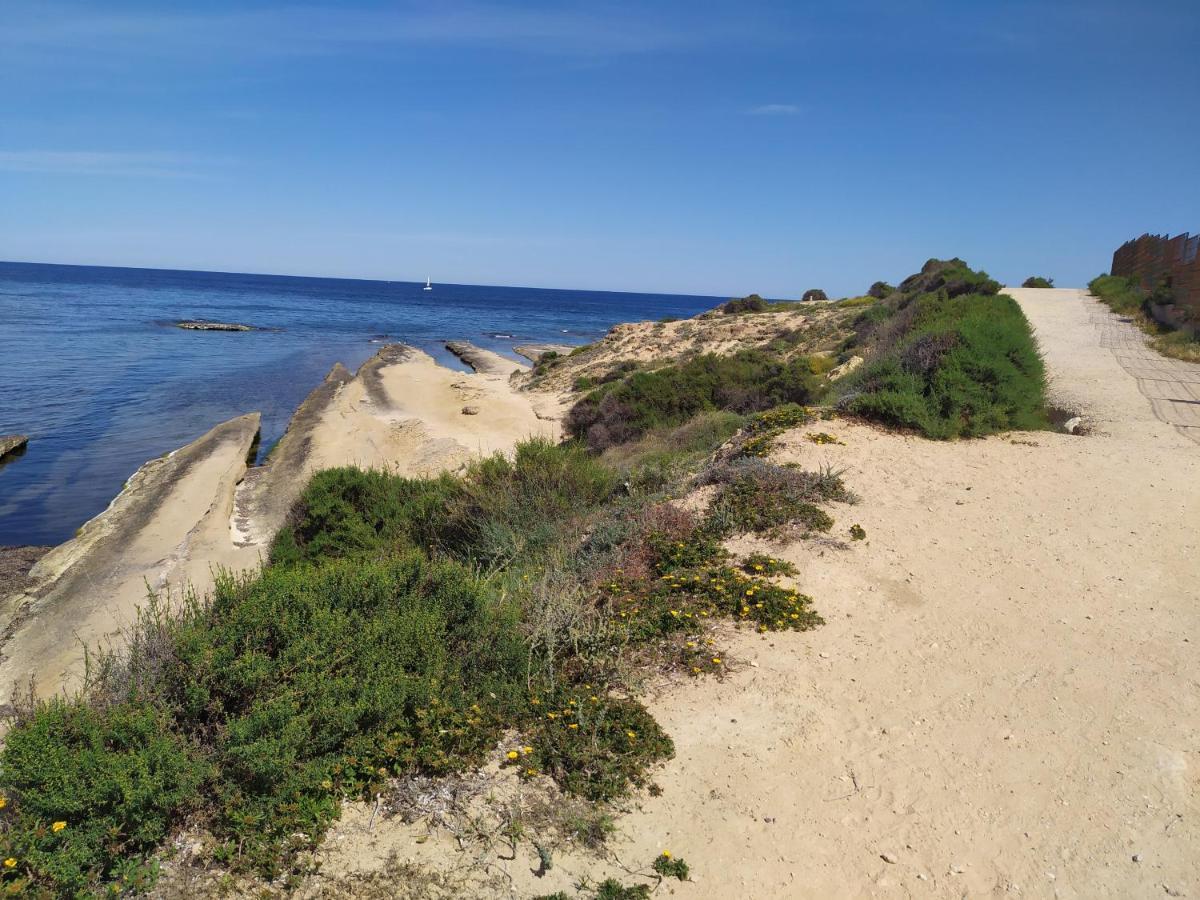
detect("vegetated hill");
top-left (519, 299), bottom-right (861, 397)
top-left (833, 258), bottom-right (1048, 438)
top-left (552, 258), bottom-right (1048, 449)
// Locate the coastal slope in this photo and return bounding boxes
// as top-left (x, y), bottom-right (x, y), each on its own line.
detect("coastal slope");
top-left (305, 289), bottom-right (1198, 899)
top-left (0, 413), bottom-right (262, 709)
top-left (3, 342), bottom-right (562, 706)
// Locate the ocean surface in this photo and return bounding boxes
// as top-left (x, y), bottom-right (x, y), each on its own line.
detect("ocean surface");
top-left (0, 262), bottom-right (719, 546)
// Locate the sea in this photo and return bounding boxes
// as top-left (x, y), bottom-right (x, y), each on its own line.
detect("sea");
top-left (0, 262), bottom-right (720, 546)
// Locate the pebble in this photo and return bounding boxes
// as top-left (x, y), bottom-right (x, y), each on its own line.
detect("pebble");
top-left (819, 651), bottom-right (830, 659)
top-left (880, 852), bottom-right (898, 864)
top-left (1132, 853), bottom-right (1142, 863)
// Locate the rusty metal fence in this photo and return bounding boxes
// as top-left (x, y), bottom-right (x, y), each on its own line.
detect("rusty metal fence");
top-left (1111, 232), bottom-right (1200, 333)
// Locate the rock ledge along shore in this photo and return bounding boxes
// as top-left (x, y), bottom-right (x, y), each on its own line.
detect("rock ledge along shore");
top-left (0, 434), bottom-right (28, 462)
top-left (0, 413), bottom-right (262, 712)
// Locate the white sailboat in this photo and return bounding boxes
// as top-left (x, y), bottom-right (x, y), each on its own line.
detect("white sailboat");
top-left (423, 276), bottom-right (432, 291)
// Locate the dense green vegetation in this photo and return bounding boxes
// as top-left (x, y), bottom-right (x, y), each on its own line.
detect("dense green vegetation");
top-left (841, 288), bottom-right (1049, 438)
top-left (565, 350), bottom-right (831, 451)
top-left (1021, 276), bottom-right (1054, 288)
top-left (565, 258), bottom-right (1048, 443)
top-left (1088, 273), bottom-right (1145, 315)
top-left (721, 294), bottom-right (768, 314)
top-left (0, 431), bottom-right (846, 894)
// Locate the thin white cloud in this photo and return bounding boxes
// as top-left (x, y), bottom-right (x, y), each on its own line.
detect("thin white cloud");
top-left (0, 151), bottom-right (231, 178)
top-left (747, 103), bottom-right (801, 116)
top-left (2, 3), bottom-right (774, 60)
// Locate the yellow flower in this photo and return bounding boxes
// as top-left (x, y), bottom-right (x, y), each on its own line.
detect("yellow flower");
top-left (522, 746), bottom-right (534, 755)
top-left (568, 723), bottom-right (579, 730)
top-left (0, 796), bottom-right (6, 809)
top-left (52, 821), bottom-right (67, 833)
top-left (2, 859), bottom-right (14, 869)
top-left (506, 750), bottom-right (520, 760)
top-left (712, 657), bottom-right (722, 664)
top-left (626, 730), bottom-right (637, 739)
top-left (661, 850), bottom-right (672, 858)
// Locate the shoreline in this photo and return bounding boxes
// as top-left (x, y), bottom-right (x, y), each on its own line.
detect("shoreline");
top-left (0, 340), bottom-right (568, 706)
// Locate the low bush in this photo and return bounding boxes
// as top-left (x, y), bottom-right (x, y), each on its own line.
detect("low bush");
top-left (737, 403), bottom-right (814, 456)
top-left (565, 351), bottom-right (826, 451)
top-left (702, 457), bottom-right (852, 539)
top-left (1088, 273), bottom-right (1145, 316)
top-left (898, 258), bottom-right (1000, 298)
top-left (1021, 276), bottom-right (1054, 288)
top-left (837, 295), bottom-right (877, 309)
top-left (600, 411), bottom-right (745, 494)
top-left (653, 851), bottom-right (690, 880)
top-left (275, 439), bottom-right (617, 570)
top-left (802, 289), bottom-right (828, 303)
top-left (0, 700), bottom-right (208, 896)
top-left (721, 294), bottom-right (768, 315)
top-left (867, 281), bottom-right (895, 299)
top-left (841, 261), bottom-right (1048, 438)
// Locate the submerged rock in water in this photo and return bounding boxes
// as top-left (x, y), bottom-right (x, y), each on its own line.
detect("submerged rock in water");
top-left (0, 435), bottom-right (28, 461)
top-left (175, 320), bottom-right (255, 332)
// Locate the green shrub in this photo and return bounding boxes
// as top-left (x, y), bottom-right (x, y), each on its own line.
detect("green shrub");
top-left (867, 281), bottom-right (895, 299)
top-left (1021, 276), bottom-right (1054, 288)
top-left (515, 693), bottom-right (673, 802)
top-left (566, 351), bottom-right (826, 451)
top-left (703, 457), bottom-right (851, 539)
top-left (653, 851), bottom-right (690, 880)
top-left (843, 286), bottom-right (1048, 439)
top-left (740, 553), bottom-right (798, 577)
top-left (276, 440), bottom-right (617, 570)
top-left (1088, 273), bottom-right (1145, 316)
top-left (737, 403), bottom-right (814, 456)
top-left (722, 294), bottom-right (768, 315)
top-left (0, 700), bottom-right (207, 896)
top-left (595, 881), bottom-right (651, 900)
top-left (802, 289), bottom-right (828, 303)
top-left (837, 295), bottom-right (877, 309)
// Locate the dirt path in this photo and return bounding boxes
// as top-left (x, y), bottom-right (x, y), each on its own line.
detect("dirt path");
top-left (1009, 287), bottom-right (1200, 443)
top-left (600, 287), bottom-right (1198, 898)
top-left (307, 291), bottom-right (1198, 899)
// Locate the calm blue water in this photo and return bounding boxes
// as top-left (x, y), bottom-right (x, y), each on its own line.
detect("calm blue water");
top-left (0, 262), bottom-right (718, 546)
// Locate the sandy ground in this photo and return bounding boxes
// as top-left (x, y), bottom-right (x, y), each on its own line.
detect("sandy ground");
top-left (283, 344), bottom-right (558, 479)
top-left (306, 289), bottom-right (1198, 898)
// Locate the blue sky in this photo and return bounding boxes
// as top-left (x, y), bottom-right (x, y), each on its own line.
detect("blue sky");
top-left (2, 1), bottom-right (1198, 297)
